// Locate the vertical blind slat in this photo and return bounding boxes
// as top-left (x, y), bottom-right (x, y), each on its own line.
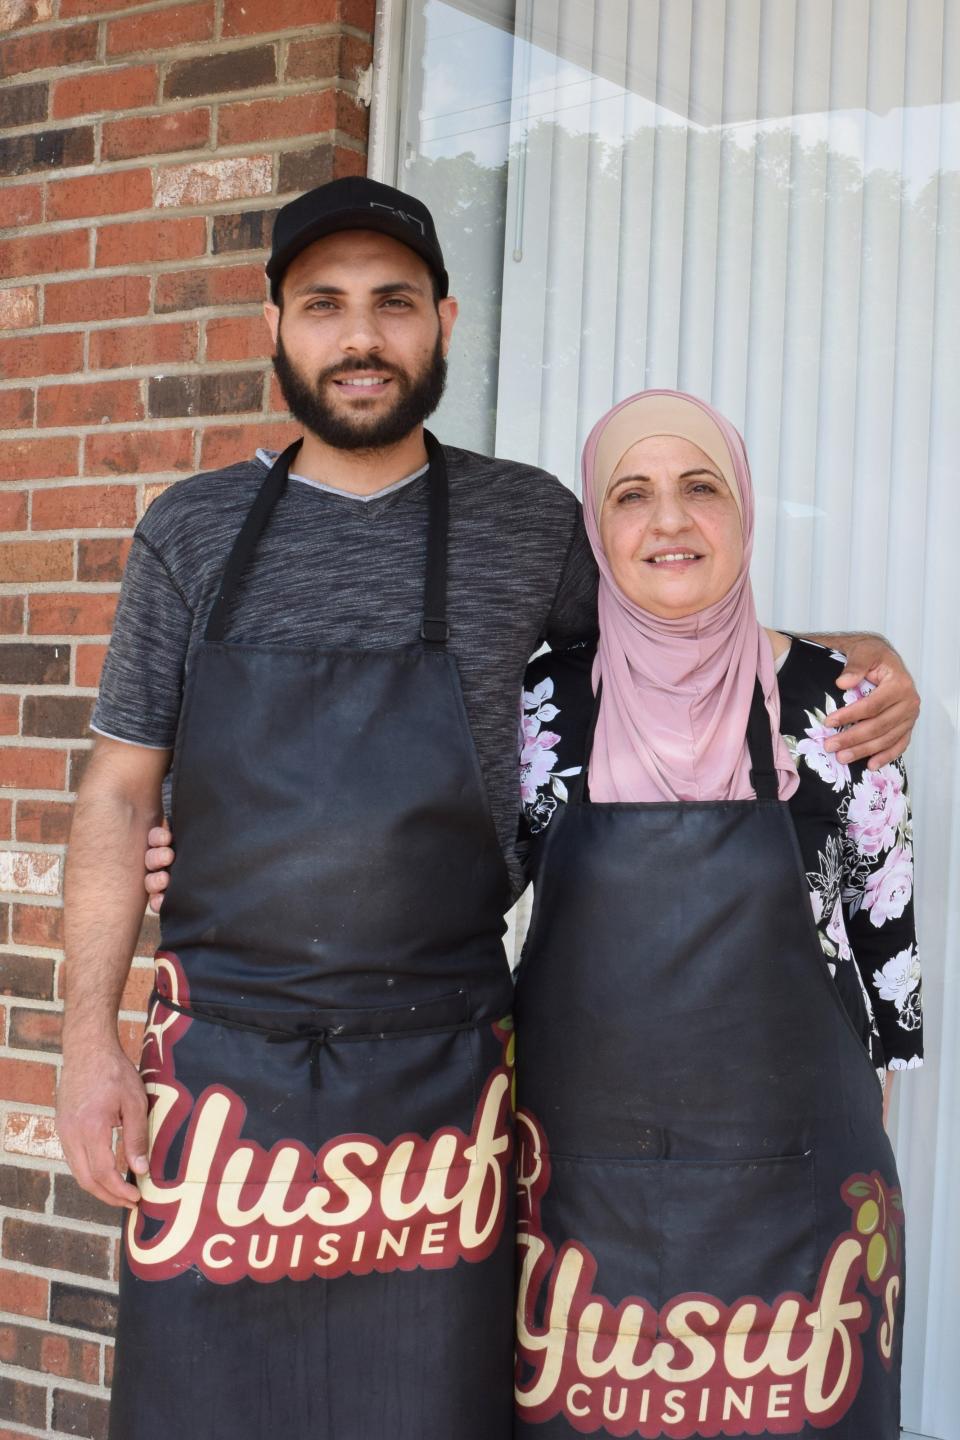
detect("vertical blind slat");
top-left (744, 0), bottom-right (797, 617)
top-left (809, 0), bottom-right (869, 623)
top-left (846, 0), bottom-right (908, 627)
top-left (883, 1), bottom-right (943, 657)
top-left (612, 1), bottom-right (662, 414)
top-left (772, 0), bottom-right (832, 627)
top-left (645, 0), bottom-right (694, 385)
top-left (711, 0), bottom-right (762, 430)
top-left (677, 0), bottom-right (725, 400)
top-left (539, 0), bottom-right (591, 481)
top-left (576, 0), bottom-right (630, 474)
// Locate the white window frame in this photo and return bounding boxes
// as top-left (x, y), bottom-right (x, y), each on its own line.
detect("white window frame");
top-left (368, 0), bottom-right (411, 185)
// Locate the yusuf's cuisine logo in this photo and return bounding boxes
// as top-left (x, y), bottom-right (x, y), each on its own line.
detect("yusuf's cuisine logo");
top-left (126, 953), bottom-right (514, 1284)
top-left (515, 1108), bottom-right (903, 1437)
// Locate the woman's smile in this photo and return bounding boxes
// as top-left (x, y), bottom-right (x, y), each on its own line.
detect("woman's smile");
top-left (644, 548), bottom-right (703, 568)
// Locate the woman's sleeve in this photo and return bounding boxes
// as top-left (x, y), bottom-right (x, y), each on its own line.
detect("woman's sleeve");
top-left (842, 758), bottom-right (923, 1071)
top-left (516, 653), bottom-right (585, 875)
top-left (516, 680), bottom-right (535, 880)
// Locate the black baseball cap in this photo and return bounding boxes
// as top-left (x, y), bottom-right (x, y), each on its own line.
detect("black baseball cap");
top-left (266, 177), bottom-right (449, 301)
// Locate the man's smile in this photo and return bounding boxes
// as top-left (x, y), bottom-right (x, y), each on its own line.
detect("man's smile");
top-left (331, 372), bottom-right (395, 396)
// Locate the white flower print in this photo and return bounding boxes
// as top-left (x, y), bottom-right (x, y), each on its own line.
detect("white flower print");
top-left (519, 711), bottom-right (561, 805)
top-left (806, 834), bottom-right (845, 957)
top-left (872, 942), bottom-right (923, 1035)
top-left (888, 1055), bottom-right (923, 1071)
top-left (522, 678), bottom-right (556, 713)
top-left (846, 766), bottom-right (906, 858)
top-left (873, 945), bottom-right (921, 1011)
top-left (519, 675), bottom-right (581, 822)
top-left (793, 695), bottom-right (851, 792)
top-left (526, 792), bottom-right (558, 831)
top-left (826, 897), bottom-right (853, 962)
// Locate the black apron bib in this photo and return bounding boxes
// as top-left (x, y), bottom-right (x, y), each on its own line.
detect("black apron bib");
top-left (110, 436), bottom-right (517, 1440)
top-left (513, 684), bottom-right (904, 1439)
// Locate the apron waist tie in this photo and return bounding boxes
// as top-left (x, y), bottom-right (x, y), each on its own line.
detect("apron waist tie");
top-left (267, 1028), bottom-right (328, 1088)
top-left (151, 991), bottom-right (489, 1093)
top-left (154, 991), bottom-right (332, 1086)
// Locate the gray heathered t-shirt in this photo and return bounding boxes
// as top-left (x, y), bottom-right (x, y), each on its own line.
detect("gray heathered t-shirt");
top-left (92, 443), bottom-right (599, 896)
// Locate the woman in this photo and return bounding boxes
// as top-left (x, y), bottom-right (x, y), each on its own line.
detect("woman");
top-left (513, 391), bottom-right (919, 1439)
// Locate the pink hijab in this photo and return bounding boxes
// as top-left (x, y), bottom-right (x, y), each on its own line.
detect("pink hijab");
top-left (581, 390), bottom-right (798, 804)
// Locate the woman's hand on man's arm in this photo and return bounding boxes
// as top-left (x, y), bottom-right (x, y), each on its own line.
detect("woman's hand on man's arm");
top-left (803, 633), bottom-right (920, 769)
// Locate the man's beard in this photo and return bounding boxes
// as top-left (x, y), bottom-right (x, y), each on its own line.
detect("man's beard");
top-left (272, 333), bottom-right (447, 451)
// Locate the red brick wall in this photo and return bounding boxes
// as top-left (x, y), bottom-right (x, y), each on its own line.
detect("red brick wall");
top-left (0, 2), bottom-right (375, 1433)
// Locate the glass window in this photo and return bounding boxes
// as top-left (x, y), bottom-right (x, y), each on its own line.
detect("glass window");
top-left (383, 5), bottom-right (960, 1435)
top-left (394, 0), bottom-right (516, 450)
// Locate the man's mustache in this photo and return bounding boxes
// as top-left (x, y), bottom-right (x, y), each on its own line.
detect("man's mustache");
top-left (319, 357), bottom-right (406, 383)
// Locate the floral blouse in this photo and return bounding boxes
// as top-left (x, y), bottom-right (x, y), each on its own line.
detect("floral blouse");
top-left (518, 636), bottom-right (922, 1076)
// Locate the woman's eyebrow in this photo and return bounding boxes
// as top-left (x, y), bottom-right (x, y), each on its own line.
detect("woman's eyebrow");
top-left (607, 472), bottom-right (650, 490)
top-left (608, 466), bottom-right (723, 490)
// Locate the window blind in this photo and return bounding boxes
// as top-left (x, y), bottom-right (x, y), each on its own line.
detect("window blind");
top-left (494, 2), bottom-right (960, 1433)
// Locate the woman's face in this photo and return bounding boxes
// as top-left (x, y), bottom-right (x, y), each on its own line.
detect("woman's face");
top-left (598, 435), bottom-right (744, 618)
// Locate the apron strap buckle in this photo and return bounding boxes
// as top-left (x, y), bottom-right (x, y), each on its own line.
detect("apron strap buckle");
top-left (420, 616), bottom-right (450, 644)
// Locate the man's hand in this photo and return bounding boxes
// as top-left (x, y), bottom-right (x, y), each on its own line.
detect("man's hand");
top-left (145, 825), bottom-right (174, 913)
top-left (821, 637), bottom-right (920, 769)
top-left (57, 1040), bottom-right (149, 1208)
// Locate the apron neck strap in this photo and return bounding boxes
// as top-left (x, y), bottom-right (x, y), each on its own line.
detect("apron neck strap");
top-left (419, 430), bottom-right (450, 646)
top-left (746, 677), bottom-right (779, 800)
top-left (205, 439), bottom-right (303, 644)
top-left (574, 675), bottom-right (781, 803)
top-left (204, 431), bottom-right (451, 647)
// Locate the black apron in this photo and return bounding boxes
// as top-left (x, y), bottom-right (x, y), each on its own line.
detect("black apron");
top-left (110, 435), bottom-right (517, 1440)
top-left (513, 684), bottom-right (904, 1439)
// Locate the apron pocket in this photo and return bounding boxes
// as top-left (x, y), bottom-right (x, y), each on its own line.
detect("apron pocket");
top-left (532, 1155), bottom-right (663, 1311)
top-left (528, 1151), bottom-right (816, 1324)
top-left (660, 1151), bottom-right (817, 1315)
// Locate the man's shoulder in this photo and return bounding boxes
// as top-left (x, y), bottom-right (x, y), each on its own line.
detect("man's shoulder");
top-left (139, 459), bottom-right (265, 519)
top-left (442, 443), bottom-right (579, 512)
top-left (135, 459), bottom-right (266, 548)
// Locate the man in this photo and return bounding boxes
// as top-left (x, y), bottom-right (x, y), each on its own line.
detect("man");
top-left (57, 178), bottom-right (918, 1440)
